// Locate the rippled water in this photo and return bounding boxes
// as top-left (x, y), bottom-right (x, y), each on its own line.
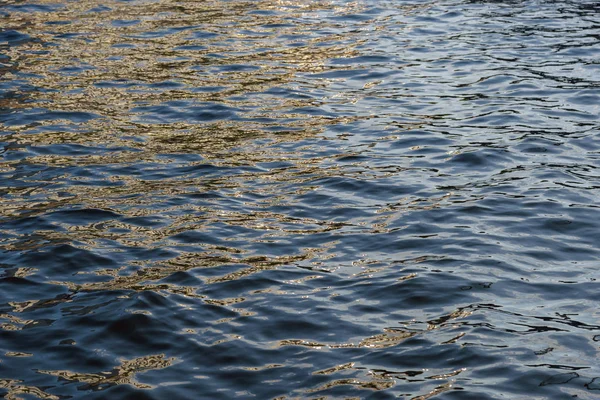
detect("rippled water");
top-left (1, 0), bottom-right (600, 398)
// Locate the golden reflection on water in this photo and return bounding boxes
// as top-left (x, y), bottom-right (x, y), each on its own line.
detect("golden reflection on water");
top-left (306, 377), bottom-right (395, 392)
top-left (38, 354), bottom-right (175, 391)
top-left (313, 362), bottom-right (355, 375)
top-left (0, 0), bottom-right (455, 397)
top-left (278, 306), bottom-right (471, 350)
top-left (0, 379), bottom-right (59, 400)
top-left (0, 0), bottom-right (375, 252)
top-left (411, 382), bottom-right (455, 400)
top-left (0, 313), bottom-right (34, 331)
top-left (2, 0), bottom-right (367, 153)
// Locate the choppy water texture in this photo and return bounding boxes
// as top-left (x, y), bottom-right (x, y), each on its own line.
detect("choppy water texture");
top-left (1, 0), bottom-right (600, 398)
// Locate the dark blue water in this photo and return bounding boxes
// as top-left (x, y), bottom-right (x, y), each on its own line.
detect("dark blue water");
top-left (1, 0), bottom-right (600, 398)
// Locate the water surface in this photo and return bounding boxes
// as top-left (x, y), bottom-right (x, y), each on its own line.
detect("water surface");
top-left (1, 0), bottom-right (600, 398)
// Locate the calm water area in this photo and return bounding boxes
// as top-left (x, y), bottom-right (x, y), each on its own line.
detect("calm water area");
top-left (1, 0), bottom-right (600, 398)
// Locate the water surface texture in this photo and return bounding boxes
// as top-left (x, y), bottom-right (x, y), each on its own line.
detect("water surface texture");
top-left (1, 0), bottom-right (600, 398)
